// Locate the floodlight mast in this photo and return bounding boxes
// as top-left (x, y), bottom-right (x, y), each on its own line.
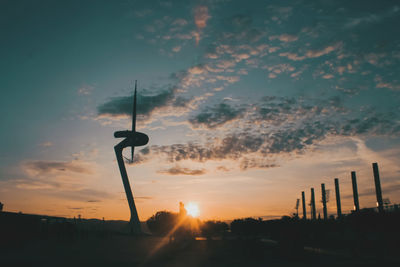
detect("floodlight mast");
top-left (114, 81), bottom-right (149, 234)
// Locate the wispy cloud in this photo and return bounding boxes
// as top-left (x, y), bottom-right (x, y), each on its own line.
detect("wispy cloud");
top-left (193, 5), bottom-right (211, 44)
top-left (269, 34), bottom-right (298, 42)
top-left (77, 85), bottom-right (94, 95)
top-left (375, 75), bottom-right (400, 91)
top-left (279, 42), bottom-right (342, 61)
top-left (23, 160), bottom-right (94, 176)
top-left (345, 6), bottom-right (399, 28)
top-left (194, 6), bottom-right (210, 29)
top-left (306, 42), bottom-right (343, 58)
top-left (39, 141), bottom-right (53, 147)
top-left (158, 165), bottom-right (206, 176)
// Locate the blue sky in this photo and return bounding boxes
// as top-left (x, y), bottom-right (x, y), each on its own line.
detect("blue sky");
top-left (1, 0), bottom-right (400, 220)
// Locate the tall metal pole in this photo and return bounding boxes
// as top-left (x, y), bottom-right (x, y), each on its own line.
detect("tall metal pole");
top-left (301, 191), bottom-right (307, 220)
top-left (311, 188), bottom-right (316, 220)
top-left (334, 178), bottom-right (342, 218)
top-left (321, 183), bottom-right (327, 220)
top-left (351, 171), bottom-right (360, 212)
top-left (372, 163), bottom-right (384, 213)
top-left (115, 140), bottom-right (141, 234)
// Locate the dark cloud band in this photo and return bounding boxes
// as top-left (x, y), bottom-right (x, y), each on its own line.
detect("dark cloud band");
top-left (97, 88), bottom-right (175, 119)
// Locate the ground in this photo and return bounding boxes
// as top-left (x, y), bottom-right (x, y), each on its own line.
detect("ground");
top-left (1, 235), bottom-right (395, 267)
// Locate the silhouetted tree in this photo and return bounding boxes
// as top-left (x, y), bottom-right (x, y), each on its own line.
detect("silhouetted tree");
top-left (200, 220), bottom-right (228, 238)
top-left (146, 211), bottom-right (178, 236)
top-left (230, 218), bottom-right (263, 236)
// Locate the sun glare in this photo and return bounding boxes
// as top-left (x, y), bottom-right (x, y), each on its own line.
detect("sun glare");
top-left (186, 202), bottom-right (200, 217)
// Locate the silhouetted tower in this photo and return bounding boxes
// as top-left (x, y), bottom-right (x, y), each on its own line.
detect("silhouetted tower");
top-left (372, 163), bottom-right (384, 213)
top-left (334, 178), bottom-right (342, 218)
top-left (321, 183), bottom-right (328, 220)
top-left (310, 188), bottom-right (316, 220)
top-left (114, 81), bottom-right (149, 234)
top-left (351, 171), bottom-right (360, 212)
top-left (301, 191), bottom-right (307, 220)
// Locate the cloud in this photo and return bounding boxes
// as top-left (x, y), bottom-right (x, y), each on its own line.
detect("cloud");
top-left (343, 183), bottom-right (400, 200)
top-left (96, 62), bottom-right (237, 127)
top-left (172, 45), bottom-right (181, 52)
top-left (97, 87), bottom-right (176, 119)
top-left (14, 158), bottom-right (103, 198)
top-left (16, 180), bottom-right (59, 190)
top-left (239, 158), bottom-right (279, 170)
top-left (53, 188), bottom-right (114, 202)
top-left (131, 94), bottom-right (400, 171)
top-left (216, 60), bottom-right (236, 69)
top-left (189, 102), bottom-right (244, 129)
top-left (279, 52), bottom-right (305, 61)
top-left (12, 158), bottom-right (113, 202)
top-left (216, 166), bottom-right (229, 172)
top-left (338, 112), bottom-right (400, 136)
top-left (364, 53), bottom-right (387, 66)
top-left (23, 160), bottom-right (94, 176)
top-left (216, 75), bottom-right (240, 83)
top-left (375, 75), bottom-right (400, 91)
top-left (96, 63), bottom-right (220, 124)
top-left (219, 14), bottom-right (265, 44)
top-left (158, 166), bottom-right (206, 175)
top-left (305, 42), bottom-right (342, 58)
top-left (133, 133), bottom-right (278, 170)
top-left (135, 196), bottom-right (154, 200)
top-left (194, 6), bottom-right (211, 29)
top-left (344, 6), bottom-right (399, 28)
top-left (78, 85), bottom-right (94, 95)
top-left (172, 18), bottom-right (188, 26)
top-left (155, 114), bottom-right (395, 161)
top-left (232, 53), bottom-right (250, 62)
top-left (14, 177), bottom-right (113, 202)
top-left (229, 14), bottom-right (252, 28)
top-left (269, 34), bottom-right (298, 42)
top-left (322, 74), bottom-right (334, 79)
top-left (193, 5), bottom-right (211, 44)
top-left (280, 42), bottom-right (342, 61)
top-left (188, 65), bottom-right (207, 75)
top-left (39, 141), bottom-right (53, 147)
top-left (264, 63), bottom-right (295, 78)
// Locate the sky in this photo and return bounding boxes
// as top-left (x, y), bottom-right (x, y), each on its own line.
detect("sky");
top-left (1, 0), bottom-right (400, 221)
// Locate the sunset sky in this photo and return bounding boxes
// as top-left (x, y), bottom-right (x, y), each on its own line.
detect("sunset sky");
top-left (1, 0), bottom-right (400, 221)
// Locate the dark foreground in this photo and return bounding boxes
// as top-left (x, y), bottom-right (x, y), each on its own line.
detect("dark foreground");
top-left (1, 235), bottom-right (398, 267)
top-left (1, 210), bottom-right (400, 266)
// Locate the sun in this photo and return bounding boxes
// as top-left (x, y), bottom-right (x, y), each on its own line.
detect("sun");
top-left (186, 202), bottom-right (200, 217)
